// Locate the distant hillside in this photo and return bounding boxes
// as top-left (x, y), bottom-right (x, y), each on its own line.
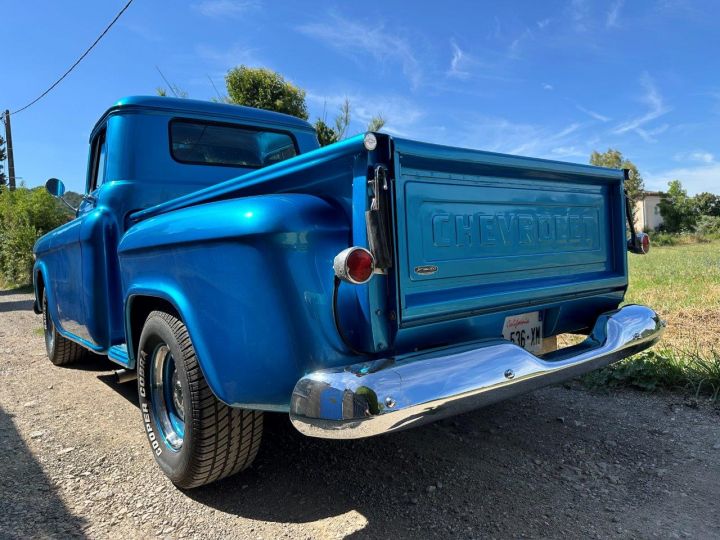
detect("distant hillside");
top-left (55, 191), bottom-right (84, 218)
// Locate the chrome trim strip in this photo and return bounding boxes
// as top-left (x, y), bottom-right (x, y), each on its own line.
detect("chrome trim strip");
top-left (290, 305), bottom-right (665, 439)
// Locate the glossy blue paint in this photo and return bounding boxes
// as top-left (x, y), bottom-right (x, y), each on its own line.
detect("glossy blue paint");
top-left (390, 138), bottom-right (628, 346)
top-left (108, 344), bottom-right (130, 367)
top-left (33, 96), bottom-right (635, 413)
top-left (118, 194), bottom-right (355, 407)
top-left (34, 96), bottom-right (319, 353)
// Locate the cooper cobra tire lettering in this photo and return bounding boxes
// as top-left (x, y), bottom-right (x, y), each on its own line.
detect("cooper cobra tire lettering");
top-left (136, 310), bottom-right (263, 488)
top-left (139, 355), bottom-right (162, 456)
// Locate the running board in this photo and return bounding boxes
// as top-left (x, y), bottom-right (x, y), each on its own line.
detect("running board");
top-left (108, 344), bottom-right (131, 368)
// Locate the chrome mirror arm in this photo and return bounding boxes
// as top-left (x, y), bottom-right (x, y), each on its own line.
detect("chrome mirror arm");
top-left (58, 196), bottom-right (79, 213)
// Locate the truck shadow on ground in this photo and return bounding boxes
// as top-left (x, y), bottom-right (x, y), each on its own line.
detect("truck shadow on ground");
top-left (0, 406), bottom-right (88, 538)
top-left (95, 373), bottom-right (716, 538)
top-left (0, 298), bottom-right (34, 313)
top-left (181, 388), bottom-right (689, 538)
top-left (0, 286), bottom-right (34, 297)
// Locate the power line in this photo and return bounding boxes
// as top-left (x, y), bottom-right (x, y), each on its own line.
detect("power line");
top-left (8, 0), bottom-right (135, 116)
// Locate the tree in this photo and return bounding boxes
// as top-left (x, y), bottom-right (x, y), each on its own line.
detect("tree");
top-left (334, 98), bottom-right (351, 140)
top-left (0, 187), bottom-right (70, 285)
top-left (694, 192), bottom-right (720, 217)
top-left (0, 135), bottom-right (6, 189)
top-left (225, 66), bottom-right (308, 120)
top-left (156, 86), bottom-right (188, 98)
top-left (590, 149), bottom-right (644, 219)
top-left (658, 180), bottom-right (697, 233)
top-left (313, 97), bottom-right (386, 147)
top-left (367, 114), bottom-right (386, 132)
top-left (313, 119), bottom-right (338, 147)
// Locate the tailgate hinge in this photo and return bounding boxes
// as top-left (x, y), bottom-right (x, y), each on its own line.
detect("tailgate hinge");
top-left (366, 164), bottom-right (393, 272)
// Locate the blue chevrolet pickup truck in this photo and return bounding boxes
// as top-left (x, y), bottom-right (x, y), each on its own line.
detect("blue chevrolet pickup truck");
top-left (34, 96), bottom-right (663, 488)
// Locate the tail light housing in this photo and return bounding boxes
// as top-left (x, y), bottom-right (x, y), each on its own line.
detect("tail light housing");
top-left (628, 232), bottom-right (650, 255)
top-left (334, 247), bottom-right (375, 284)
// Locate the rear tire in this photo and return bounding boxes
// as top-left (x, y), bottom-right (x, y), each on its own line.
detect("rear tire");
top-left (137, 310), bottom-right (263, 489)
top-left (42, 290), bottom-right (88, 366)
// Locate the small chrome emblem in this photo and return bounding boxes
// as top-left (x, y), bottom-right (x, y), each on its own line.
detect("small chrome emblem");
top-left (414, 265), bottom-right (438, 276)
top-left (504, 369), bottom-right (515, 380)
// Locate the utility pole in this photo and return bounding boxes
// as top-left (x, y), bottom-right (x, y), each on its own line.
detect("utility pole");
top-left (3, 110), bottom-right (16, 190)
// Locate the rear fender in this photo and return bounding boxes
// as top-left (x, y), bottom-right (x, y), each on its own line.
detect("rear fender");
top-left (119, 194), bottom-right (351, 410)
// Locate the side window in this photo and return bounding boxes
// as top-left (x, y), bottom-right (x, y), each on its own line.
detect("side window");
top-left (88, 129), bottom-right (108, 193)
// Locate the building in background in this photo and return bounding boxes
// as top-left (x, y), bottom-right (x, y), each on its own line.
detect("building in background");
top-left (635, 191), bottom-right (664, 231)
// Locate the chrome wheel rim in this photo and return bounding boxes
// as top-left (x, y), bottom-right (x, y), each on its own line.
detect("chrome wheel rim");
top-left (150, 344), bottom-right (185, 451)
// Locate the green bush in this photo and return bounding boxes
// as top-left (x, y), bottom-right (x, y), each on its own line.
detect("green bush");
top-left (696, 215), bottom-right (720, 237)
top-left (648, 231), bottom-right (677, 246)
top-left (584, 347), bottom-right (720, 401)
top-left (225, 66), bottom-right (308, 120)
top-left (0, 187), bottom-right (70, 286)
top-left (646, 230), bottom-right (712, 246)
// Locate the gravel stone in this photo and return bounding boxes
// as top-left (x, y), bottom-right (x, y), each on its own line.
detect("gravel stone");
top-left (1, 289), bottom-right (719, 539)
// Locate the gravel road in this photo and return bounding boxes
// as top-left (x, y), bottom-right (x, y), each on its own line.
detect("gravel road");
top-left (1, 288), bottom-right (719, 539)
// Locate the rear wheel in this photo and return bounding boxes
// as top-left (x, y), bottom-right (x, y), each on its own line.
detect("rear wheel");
top-left (42, 290), bottom-right (87, 366)
top-left (137, 310), bottom-right (263, 489)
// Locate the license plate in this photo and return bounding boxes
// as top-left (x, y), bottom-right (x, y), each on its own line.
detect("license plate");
top-left (502, 311), bottom-right (543, 354)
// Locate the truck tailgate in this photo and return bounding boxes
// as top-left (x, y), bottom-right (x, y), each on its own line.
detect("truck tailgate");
top-left (392, 139), bottom-right (627, 327)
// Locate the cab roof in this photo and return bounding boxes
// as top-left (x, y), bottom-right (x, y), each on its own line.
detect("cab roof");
top-left (92, 95), bottom-right (314, 136)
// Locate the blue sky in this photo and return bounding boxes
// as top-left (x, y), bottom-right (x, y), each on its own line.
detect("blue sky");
top-left (3, 0), bottom-right (719, 194)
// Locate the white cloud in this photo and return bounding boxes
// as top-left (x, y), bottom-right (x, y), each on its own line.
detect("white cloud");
top-left (306, 92), bottom-right (424, 137)
top-left (711, 91), bottom-right (720, 115)
top-left (692, 151), bottom-right (715, 163)
top-left (542, 83), bottom-right (554, 91)
top-left (576, 104), bottom-right (610, 122)
top-left (297, 15), bottom-right (422, 89)
top-left (537, 18), bottom-right (551, 29)
top-left (451, 116), bottom-right (589, 161)
top-left (192, 0), bottom-right (259, 18)
top-left (612, 74), bottom-right (670, 140)
top-left (635, 123), bottom-right (668, 143)
top-left (569, 0), bottom-right (590, 32)
top-left (550, 146), bottom-right (588, 159)
top-left (447, 40), bottom-right (472, 79)
top-left (508, 28), bottom-right (533, 59)
top-left (194, 43), bottom-right (259, 69)
top-left (645, 163), bottom-right (720, 195)
top-left (674, 150), bottom-right (715, 164)
top-left (606, 0), bottom-right (624, 28)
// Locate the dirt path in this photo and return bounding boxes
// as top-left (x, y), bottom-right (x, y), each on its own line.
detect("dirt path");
top-left (1, 289), bottom-right (719, 539)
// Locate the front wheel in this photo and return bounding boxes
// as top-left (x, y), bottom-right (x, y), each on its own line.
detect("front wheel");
top-left (137, 310), bottom-right (263, 489)
top-left (42, 290), bottom-right (87, 366)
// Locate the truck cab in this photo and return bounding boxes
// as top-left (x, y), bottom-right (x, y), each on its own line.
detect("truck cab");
top-left (35, 96), bottom-right (318, 355)
top-left (34, 96), bottom-right (663, 489)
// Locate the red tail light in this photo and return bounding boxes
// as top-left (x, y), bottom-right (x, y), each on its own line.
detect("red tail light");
top-left (333, 247), bottom-right (375, 284)
top-left (628, 232), bottom-right (650, 255)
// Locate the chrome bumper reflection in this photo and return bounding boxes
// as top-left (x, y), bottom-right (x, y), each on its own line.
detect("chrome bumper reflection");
top-left (290, 305), bottom-right (665, 439)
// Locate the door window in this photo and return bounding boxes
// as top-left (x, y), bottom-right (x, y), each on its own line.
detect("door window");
top-left (88, 128), bottom-right (108, 193)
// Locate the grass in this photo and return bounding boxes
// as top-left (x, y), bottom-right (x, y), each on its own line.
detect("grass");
top-left (582, 240), bottom-right (720, 401)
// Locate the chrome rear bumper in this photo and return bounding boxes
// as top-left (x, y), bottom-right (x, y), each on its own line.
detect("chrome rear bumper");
top-left (290, 305), bottom-right (664, 439)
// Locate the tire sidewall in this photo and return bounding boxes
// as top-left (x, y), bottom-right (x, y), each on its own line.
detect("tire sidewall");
top-left (42, 290), bottom-right (57, 359)
top-left (137, 314), bottom-right (195, 484)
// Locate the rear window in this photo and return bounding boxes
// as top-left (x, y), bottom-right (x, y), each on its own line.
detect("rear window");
top-left (169, 119), bottom-right (298, 168)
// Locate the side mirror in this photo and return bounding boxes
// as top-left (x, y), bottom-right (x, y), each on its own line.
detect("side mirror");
top-left (45, 177), bottom-right (79, 214)
top-left (45, 178), bottom-right (66, 198)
